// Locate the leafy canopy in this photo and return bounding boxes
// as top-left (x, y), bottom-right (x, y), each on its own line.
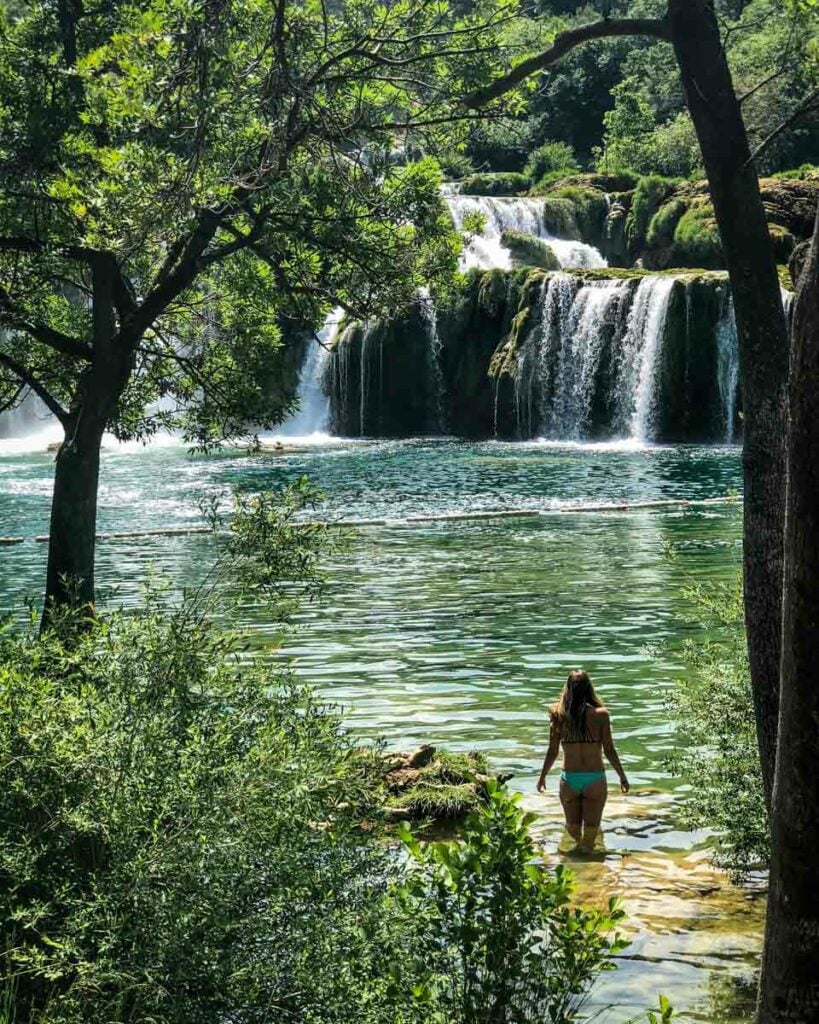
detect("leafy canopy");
top-left (0, 0), bottom-right (517, 445)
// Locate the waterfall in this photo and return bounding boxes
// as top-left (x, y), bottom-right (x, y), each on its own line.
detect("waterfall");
top-left (443, 193), bottom-right (607, 271)
top-left (604, 277), bottom-right (676, 441)
top-left (524, 275), bottom-right (631, 439)
top-left (419, 290), bottom-right (446, 433)
top-left (0, 392), bottom-right (53, 440)
top-left (277, 308), bottom-right (342, 437)
top-left (510, 274), bottom-right (678, 443)
top-left (715, 293), bottom-right (739, 444)
top-left (629, 278), bottom-right (676, 441)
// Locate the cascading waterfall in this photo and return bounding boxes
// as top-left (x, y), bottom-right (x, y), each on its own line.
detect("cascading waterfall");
top-left (548, 278), bottom-right (632, 439)
top-left (618, 276), bottom-right (675, 440)
top-left (419, 289), bottom-right (446, 433)
top-left (443, 193), bottom-right (607, 271)
top-left (0, 392), bottom-right (53, 440)
top-left (715, 293), bottom-right (739, 444)
top-left (277, 307), bottom-right (342, 437)
top-left (511, 275), bottom-right (679, 442)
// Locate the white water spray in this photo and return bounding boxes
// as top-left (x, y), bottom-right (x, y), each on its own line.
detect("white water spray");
top-left (443, 193), bottom-right (607, 271)
top-left (276, 307), bottom-right (343, 438)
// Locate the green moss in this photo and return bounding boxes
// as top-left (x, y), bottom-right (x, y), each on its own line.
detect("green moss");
top-left (383, 749), bottom-right (492, 821)
top-left (500, 229), bottom-right (561, 270)
top-left (540, 197), bottom-right (579, 239)
top-left (777, 264), bottom-right (795, 290)
top-left (769, 223), bottom-right (796, 262)
top-left (389, 783), bottom-right (480, 819)
top-left (418, 749), bottom-right (489, 783)
top-left (460, 172), bottom-right (530, 196)
top-left (477, 268), bottom-right (509, 315)
top-left (647, 197), bottom-right (688, 249)
top-left (771, 164), bottom-right (819, 181)
top-left (544, 185), bottom-right (609, 243)
top-left (564, 266), bottom-right (726, 282)
top-left (672, 202), bottom-right (723, 268)
top-left (627, 175), bottom-right (682, 252)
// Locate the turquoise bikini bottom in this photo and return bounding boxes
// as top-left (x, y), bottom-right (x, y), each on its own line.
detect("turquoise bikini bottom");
top-left (560, 770), bottom-right (606, 794)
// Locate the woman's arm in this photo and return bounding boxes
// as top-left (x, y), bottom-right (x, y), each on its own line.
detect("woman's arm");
top-left (601, 712), bottom-right (629, 793)
top-left (536, 718), bottom-right (561, 793)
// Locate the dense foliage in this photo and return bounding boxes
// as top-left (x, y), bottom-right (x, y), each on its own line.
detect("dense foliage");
top-left (0, 0), bottom-right (513, 446)
top-left (668, 575), bottom-right (769, 881)
top-left (462, 0), bottom-right (819, 178)
top-left (396, 784), bottom-right (627, 1023)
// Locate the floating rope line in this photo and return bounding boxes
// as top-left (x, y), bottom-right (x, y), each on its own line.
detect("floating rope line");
top-left (1, 495), bottom-right (739, 546)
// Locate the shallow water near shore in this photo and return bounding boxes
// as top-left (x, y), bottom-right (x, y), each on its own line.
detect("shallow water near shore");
top-left (0, 436), bottom-right (756, 1021)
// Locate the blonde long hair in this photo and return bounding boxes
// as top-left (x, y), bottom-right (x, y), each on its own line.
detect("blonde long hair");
top-left (550, 669), bottom-right (604, 742)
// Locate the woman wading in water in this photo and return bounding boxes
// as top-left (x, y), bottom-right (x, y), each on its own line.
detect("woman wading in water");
top-left (536, 670), bottom-right (629, 851)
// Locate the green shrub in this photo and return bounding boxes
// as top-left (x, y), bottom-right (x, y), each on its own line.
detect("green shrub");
top-left (396, 783), bottom-right (627, 1023)
top-left (0, 599), bottom-right (411, 1024)
top-left (524, 141), bottom-right (579, 184)
top-left (500, 229), bottom-right (561, 270)
top-left (672, 202), bottom-right (723, 268)
top-left (667, 574), bottom-right (768, 881)
top-left (771, 163), bottom-right (819, 181)
top-left (0, 483), bottom-right (409, 1024)
top-left (460, 172), bottom-right (531, 196)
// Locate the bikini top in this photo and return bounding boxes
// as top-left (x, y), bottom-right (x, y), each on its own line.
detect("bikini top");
top-left (561, 704), bottom-right (603, 744)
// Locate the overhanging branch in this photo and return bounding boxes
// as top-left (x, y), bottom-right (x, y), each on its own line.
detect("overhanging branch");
top-left (0, 351), bottom-right (69, 425)
top-left (0, 289), bottom-right (92, 361)
top-left (462, 17), bottom-right (670, 108)
top-left (745, 86), bottom-right (819, 167)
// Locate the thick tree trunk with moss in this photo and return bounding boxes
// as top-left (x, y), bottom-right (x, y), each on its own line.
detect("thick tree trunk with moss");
top-left (667, 0), bottom-right (790, 811)
top-left (757, 208), bottom-right (819, 1024)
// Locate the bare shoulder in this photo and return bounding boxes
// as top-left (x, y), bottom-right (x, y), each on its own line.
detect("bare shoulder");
top-left (592, 706), bottom-right (610, 720)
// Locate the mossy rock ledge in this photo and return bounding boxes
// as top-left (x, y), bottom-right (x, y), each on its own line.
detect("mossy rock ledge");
top-left (380, 745), bottom-right (511, 822)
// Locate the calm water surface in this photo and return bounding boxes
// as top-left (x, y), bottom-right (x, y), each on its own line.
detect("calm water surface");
top-left (0, 437), bottom-right (757, 1022)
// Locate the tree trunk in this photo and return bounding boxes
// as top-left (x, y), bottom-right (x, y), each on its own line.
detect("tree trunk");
top-left (41, 253), bottom-right (126, 624)
top-left (43, 414), bottom-right (106, 616)
top-left (667, 0), bottom-right (790, 811)
top-left (757, 206), bottom-right (819, 1024)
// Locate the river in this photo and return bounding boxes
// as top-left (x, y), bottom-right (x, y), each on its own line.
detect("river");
top-left (0, 435), bottom-right (758, 1022)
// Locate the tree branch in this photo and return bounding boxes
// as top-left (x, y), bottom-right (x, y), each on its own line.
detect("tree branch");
top-left (0, 352), bottom-right (69, 425)
top-left (745, 86), bottom-right (819, 167)
top-left (0, 289), bottom-right (92, 360)
top-left (462, 18), bottom-right (671, 108)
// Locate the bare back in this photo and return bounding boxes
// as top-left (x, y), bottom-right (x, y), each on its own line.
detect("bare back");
top-left (558, 705), bottom-right (609, 772)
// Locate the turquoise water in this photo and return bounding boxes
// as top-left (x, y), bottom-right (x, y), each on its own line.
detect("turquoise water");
top-left (0, 437), bottom-right (757, 1021)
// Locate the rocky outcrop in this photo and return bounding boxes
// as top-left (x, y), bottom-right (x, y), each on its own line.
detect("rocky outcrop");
top-left (460, 170), bottom-right (819, 272)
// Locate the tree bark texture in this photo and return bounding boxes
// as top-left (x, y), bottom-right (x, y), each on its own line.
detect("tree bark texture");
top-left (42, 254), bottom-right (129, 621)
top-left (757, 206), bottom-right (819, 1024)
top-left (668, 0), bottom-right (790, 811)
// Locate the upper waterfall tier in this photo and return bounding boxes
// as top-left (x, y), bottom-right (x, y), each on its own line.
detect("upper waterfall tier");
top-left (444, 193), bottom-right (607, 272)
